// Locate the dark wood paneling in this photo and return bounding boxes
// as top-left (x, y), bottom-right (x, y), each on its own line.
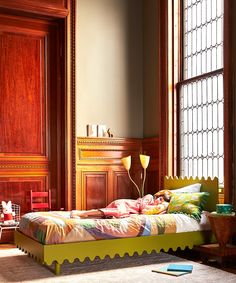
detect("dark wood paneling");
top-left (146, 171), bottom-right (158, 196)
top-left (0, 1), bottom-right (67, 243)
top-left (142, 137), bottom-right (159, 160)
top-left (0, 176), bottom-right (48, 214)
top-left (83, 173), bottom-right (107, 210)
top-left (0, 32), bottom-right (45, 154)
top-left (142, 137), bottom-right (159, 195)
top-left (0, 0), bottom-right (68, 18)
top-left (113, 171), bottom-right (132, 200)
top-left (0, 15), bottom-right (52, 214)
top-left (0, 229), bottom-right (14, 243)
top-left (0, 7), bottom-right (66, 233)
top-left (76, 137), bottom-right (142, 210)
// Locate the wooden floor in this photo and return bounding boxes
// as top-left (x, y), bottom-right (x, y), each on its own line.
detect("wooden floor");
top-left (0, 243), bottom-right (16, 250)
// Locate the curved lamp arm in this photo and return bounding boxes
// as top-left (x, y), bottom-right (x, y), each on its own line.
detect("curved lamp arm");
top-left (141, 168), bottom-right (146, 198)
top-left (122, 155), bottom-right (150, 199)
top-left (127, 170), bottom-right (141, 198)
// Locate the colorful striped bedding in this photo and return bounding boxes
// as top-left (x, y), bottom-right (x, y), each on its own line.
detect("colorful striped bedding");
top-left (19, 211), bottom-right (210, 245)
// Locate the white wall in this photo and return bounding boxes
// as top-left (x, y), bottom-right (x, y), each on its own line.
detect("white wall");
top-left (76, 0), bottom-right (143, 138)
top-left (143, 0), bottom-right (159, 137)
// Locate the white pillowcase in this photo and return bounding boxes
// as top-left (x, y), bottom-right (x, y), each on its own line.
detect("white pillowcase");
top-left (171, 183), bottom-right (201, 193)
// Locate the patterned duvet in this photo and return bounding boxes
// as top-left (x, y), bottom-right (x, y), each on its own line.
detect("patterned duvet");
top-left (19, 211), bottom-right (210, 245)
top-left (19, 211), bottom-right (178, 244)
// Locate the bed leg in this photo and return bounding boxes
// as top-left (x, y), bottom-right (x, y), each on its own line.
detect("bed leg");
top-left (55, 261), bottom-right (61, 275)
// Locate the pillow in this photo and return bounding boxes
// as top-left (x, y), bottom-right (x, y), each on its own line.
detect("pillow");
top-left (171, 183), bottom-right (201, 193)
top-left (167, 192), bottom-right (209, 221)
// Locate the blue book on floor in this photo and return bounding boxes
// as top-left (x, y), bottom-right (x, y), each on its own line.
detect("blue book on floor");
top-left (167, 264), bottom-right (193, 273)
top-left (152, 266), bottom-right (190, 277)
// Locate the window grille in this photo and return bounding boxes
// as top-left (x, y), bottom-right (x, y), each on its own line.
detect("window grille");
top-left (179, 0), bottom-right (224, 184)
top-left (183, 0), bottom-right (223, 79)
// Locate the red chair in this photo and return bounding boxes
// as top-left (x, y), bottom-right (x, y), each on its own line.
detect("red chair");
top-left (30, 190), bottom-right (51, 211)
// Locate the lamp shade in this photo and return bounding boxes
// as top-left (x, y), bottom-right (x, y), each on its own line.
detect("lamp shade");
top-left (121, 156), bottom-right (131, 171)
top-left (140, 154), bottom-right (150, 169)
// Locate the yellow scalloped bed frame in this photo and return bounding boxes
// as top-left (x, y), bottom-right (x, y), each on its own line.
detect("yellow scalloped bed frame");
top-left (14, 177), bottom-right (218, 275)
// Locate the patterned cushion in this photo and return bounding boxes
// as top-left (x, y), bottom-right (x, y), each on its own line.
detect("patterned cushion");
top-left (167, 192), bottom-right (209, 221)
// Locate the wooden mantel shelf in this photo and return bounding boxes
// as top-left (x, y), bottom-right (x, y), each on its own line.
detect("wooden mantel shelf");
top-left (77, 137), bottom-right (142, 166)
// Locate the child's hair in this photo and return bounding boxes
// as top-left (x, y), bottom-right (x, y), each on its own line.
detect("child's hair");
top-left (154, 189), bottom-right (172, 202)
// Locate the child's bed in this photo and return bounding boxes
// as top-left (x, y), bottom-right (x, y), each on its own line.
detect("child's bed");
top-left (14, 176), bottom-right (218, 275)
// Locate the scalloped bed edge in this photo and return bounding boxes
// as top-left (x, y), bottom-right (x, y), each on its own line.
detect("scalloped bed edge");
top-left (15, 230), bottom-right (215, 275)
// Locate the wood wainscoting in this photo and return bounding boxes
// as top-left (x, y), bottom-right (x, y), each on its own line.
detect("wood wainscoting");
top-left (76, 137), bottom-right (159, 210)
top-left (0, 0), bottom-right (68, 244)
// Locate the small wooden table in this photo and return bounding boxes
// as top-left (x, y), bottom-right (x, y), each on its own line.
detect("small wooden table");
top-left (195, 213), bottom-right (236, 266)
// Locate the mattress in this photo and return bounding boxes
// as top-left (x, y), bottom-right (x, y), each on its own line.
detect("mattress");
top-left (18, 211), bottom-right (210, 245)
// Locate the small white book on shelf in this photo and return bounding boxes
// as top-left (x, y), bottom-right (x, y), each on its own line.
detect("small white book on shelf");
top-left (87, 124), bottom-right (97, 137)
top-left (97, 125), bottom-right (107, 137)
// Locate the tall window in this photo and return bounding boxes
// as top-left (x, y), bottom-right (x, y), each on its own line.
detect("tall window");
top-left (178, 0), bottom-right (224, 184)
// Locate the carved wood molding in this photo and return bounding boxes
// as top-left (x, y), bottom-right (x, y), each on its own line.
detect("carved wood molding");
top-left (0, 164), bottom-right (48, 169)
top-left (0, 0), bottom-right (68, 18)
top-left (0, 161), bottom-right (49, 174)
top-left (70, 0), bottom-right (76, 209)
top-left (0, 157), bottom-right (49, 172)
top-left (77, 137), bottom-right (142, 145)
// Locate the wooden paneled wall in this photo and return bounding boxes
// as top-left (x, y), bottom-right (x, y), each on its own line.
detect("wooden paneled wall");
top-left (0, 1), bottom-right (68, 240)
top-left (142, 137), bottom-right (159, 195)
top-left (76, 137), bottom-right (159, 210)
top-left (0, 0), bottom-right (68, 18)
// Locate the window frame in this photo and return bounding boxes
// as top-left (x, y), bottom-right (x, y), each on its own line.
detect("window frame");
top-left (178, 0), bottom-right (224, 184)
top-left (158, 0), bottom-right (233, 203)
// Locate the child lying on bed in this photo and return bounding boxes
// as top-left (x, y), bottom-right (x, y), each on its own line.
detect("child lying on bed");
top-left (70, 190), bottom-right (172, 219)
